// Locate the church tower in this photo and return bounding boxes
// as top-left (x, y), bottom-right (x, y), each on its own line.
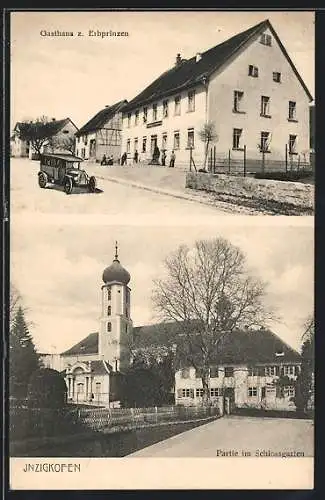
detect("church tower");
top-left (99, 243), bottom-right (133, 372)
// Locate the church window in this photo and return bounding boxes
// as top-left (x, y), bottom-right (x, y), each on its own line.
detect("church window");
top-left (107, 306), bottom-right (111, 316)
top-left (77, 383), bottom-right (84, 393)
top-left (107, 322), bottom-right (112, 332)
top-left (107, 287), bottom-right (111, 300)
top-left (95, 382), bottom-right (101, 393)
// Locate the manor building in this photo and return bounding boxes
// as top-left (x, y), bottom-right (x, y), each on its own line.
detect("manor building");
top-left (121, 19), bottom-right (312, 168)
top-left (41, 246), bottom-right (301, 412)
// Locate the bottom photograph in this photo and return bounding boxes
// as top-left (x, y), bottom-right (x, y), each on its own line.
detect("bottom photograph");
top-left (9, 222), bottom-right (314, 460)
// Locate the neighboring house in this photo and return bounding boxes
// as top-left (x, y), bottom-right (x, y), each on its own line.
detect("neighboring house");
top-left (121, 19), bottom-right (313, 168)
top-left (11, 118), bottom-right (78, 159)
top-left (39, 353), bottom-right (63, 372)
top-left (43, 246), bottom-right (301, 412)
top-left (75, 100), bottom-right (127, 163)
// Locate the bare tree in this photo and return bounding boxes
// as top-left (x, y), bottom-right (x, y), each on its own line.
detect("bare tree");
top-left (152, 238), bottom-right (274, 405)
top-left (16, 116), bottom-right (53, 157)
top-left (49, 135), bottom-right (76, 154)
top-left (198, 121), bottom-right (218, 169)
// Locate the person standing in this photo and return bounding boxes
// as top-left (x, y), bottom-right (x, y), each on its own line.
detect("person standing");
top-left (169, 150), bottom-right (176, 168)
top-left (134, 150), bottom-right (139, 164)
top-left (121, 152), bottom-right (127, 166)
top-left (161, 150), bottom-right (166, 166)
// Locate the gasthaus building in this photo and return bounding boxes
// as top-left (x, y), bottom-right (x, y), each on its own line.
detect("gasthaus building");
top-left (121, 19), bottom-right (312, 168)
top-left (41, 247), bottom-right (301, 412)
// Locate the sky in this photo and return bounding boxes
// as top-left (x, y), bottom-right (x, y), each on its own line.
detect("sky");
top-left (11, 220), bottom-right (313, 354)
top-left (10, 10), bottom-right (315, 129)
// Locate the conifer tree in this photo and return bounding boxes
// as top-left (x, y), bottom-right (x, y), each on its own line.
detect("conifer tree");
top-left (9, 306), bottom-right (41, 399)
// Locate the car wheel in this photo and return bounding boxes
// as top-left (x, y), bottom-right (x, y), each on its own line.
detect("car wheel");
top-left (38, 172), bottom-right (47, 188)
top-left (88, 176), bottom-right (97, 193)
top-left (64, 177), bottom-right (73, 195)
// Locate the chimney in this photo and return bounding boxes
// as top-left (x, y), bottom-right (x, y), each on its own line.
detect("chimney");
top-left (105, 105), bottom-right (110, 108)
top-left (175, 53), bottom-right (182, 66)
top-left (52, 118), bottom-right (56, 121)
top-left (196, 53), bottom-right (202, 63)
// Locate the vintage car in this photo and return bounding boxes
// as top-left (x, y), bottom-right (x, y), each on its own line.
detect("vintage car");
top-left (37, 153), bottom-right (97, 194)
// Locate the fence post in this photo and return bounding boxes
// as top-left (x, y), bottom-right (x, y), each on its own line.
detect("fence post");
top-left (189, 147), bottom-right (192, 172)
top-left (285, 144), bottom-right (288, 173)
top-left (228, 149), bottom-right (231, 174)
top-left (297, 154), bottom-right (300, 172)
top-left (213, 145), bottom-right (216, 174)
top-left (155, 406), bottom-right (158, 424)
top-left (243, 145), bottom-right (247, 177)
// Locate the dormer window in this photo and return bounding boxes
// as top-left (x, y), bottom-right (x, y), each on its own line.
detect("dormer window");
top-left (260, 33), bottom-right (272, 46)
top-left (248, 65), bottom-right (258, 77)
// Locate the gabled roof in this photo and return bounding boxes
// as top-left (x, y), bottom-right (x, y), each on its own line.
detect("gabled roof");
top-left (76, 100), bottom-right (128, 137)
top-left (61, 324), bottom-right (300, 366)
top-left (123, 19), bottom-right (312, 112)
top-left (13, 118), bottom-right (77, 138)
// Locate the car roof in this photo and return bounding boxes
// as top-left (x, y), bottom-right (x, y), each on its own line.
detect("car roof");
top-left (41, 153), bottom-right (83, 162)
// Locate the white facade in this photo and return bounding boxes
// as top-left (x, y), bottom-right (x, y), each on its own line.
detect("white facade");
top-left (121, 24), bottom-right (312, 169)
top-left (175, 363), bottom-right (299, 411)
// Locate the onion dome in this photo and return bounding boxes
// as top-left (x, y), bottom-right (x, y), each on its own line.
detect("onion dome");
top-left (102, 242), bottom-right (130, 285)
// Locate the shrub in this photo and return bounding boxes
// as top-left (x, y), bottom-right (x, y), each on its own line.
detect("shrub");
top-left (27, 368), bottom-right (67, 409)
top-left (254, 170), bottom-right (313, 182)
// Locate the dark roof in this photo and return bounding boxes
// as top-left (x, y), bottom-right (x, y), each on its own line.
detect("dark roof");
top-left (76, 100), bottom-right (127, 137)
top-left (123, 19), bottom-right (312, 112)
top-left (14, 118), bottom-right (75, 137)
top-left (61, 323), bottom-right (300, 366)
top-left (61, 332), bottom-right (99, 356)
top-left (40, 153), bottom-right (83, 162)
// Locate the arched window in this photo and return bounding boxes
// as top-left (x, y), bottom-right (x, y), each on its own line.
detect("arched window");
top-left (107, 322), bottom-right (112, 332)
top-left (107, 305), bottom-right (111, 316)
top-left (107, 287), bottom-right (111, 300)
top-left (77, 383), bottom-right (84, 393)
top-left (95, 382), bottom-right (101, 394)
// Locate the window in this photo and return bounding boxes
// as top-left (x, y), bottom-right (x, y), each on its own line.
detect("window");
top-left (77, 137), bottom-right (80, 143)
top-left (162, 133), bottom-right (167, 150)
top-left (188, 90), bottom-right (195, 112)
top-left (142, 136), bottom-right (147, 153)
top-left (284, 386), bottom-right (295, 398)
top-left (182, 388), bottom-right (194, 398)
top-left (63, 129), bottom-right (69, 134)
top-left (273, 71), bottom-right (281, 83)
top-left (232, 128), bottom-right (243, 150)
top-left (233, 90), bottom-right (244, 112)
top-left (84, 136), bottom-right (88, 146)
top-left (210, 388), bottom-right (222, 397)
top-left (134, 138), bottom-right (138, 152)
top-left (107, 322), bottom-right (112, 332)
top-left (248, 387), bottom-right (258, 397)
top-left (174, 131), bottom-right (180, 150)
top-left (210, 366), bottom-right (219, 378)
top-left (163, 100), bottom-right (169, 118)
top-left (107, 287), bottom-right (111, 300)
top-left (283, 365), bottom-right (296, 376)
top-left (224, 367), bottom-right (234, 377)
top-left (126, 139), bottom-right (130, 153)
top-left (261, 96), bottom-right (270, 117)
top-left (174, 95), bottom-right (181, 115)
top-left (288, 101), bottom-right (297, 120)
top-left (95, 382), bottom-right (101, 394)
top-left (260, 131), bottom-right (271, 152)
top-left (187, 128), bottom-right (194, 149)
top-left (248, 65), bottom-right (258, 77)
top-left (248, 366), bottom-right (259, 376)
top-left (143, 107), bottom-right (148, 123)
top-left (127, 113), bottom-right (131, 128)
top-left (152, 103), bottom-right (158, 121)
top-left (77, 383), bottom-right (84, 393)
top-left (135, 110), bottom-right (139, 126)
top-left (196, 388), bottom-right (204, 397)
top-left (265, 366), bottom-right (276, 376)
top-left (260, 33), bottom-right (272, 46)
top-left (181, 368), bottom-right (190, 378)
top-left (107, 305), bottom-right (111, 316)
top-left (288, 135), bottom-right (297, 154)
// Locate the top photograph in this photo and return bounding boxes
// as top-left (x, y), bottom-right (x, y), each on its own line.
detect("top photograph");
top-left (10, 11), bottom-right (315, 216)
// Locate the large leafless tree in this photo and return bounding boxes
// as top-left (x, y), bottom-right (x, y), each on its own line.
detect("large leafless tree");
top-left (16, 116), bottom-right (53, 157)
top-left (152, 237), bottom-right (274, 404)
top-left (198, 121), bottom-right (218, 169)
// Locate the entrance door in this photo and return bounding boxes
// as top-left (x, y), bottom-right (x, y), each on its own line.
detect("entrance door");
top-left (224, 388), bottom-right (235, 414)
top-left (150, 135), bottom-right (157, 155)
top-left (89, 139), bottom-right (96, 159)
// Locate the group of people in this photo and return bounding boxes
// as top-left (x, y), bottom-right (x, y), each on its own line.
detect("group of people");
top-left (100, 154), bottom-right (114, 165)
top-left (120, 147), bottom-right (176, 168)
